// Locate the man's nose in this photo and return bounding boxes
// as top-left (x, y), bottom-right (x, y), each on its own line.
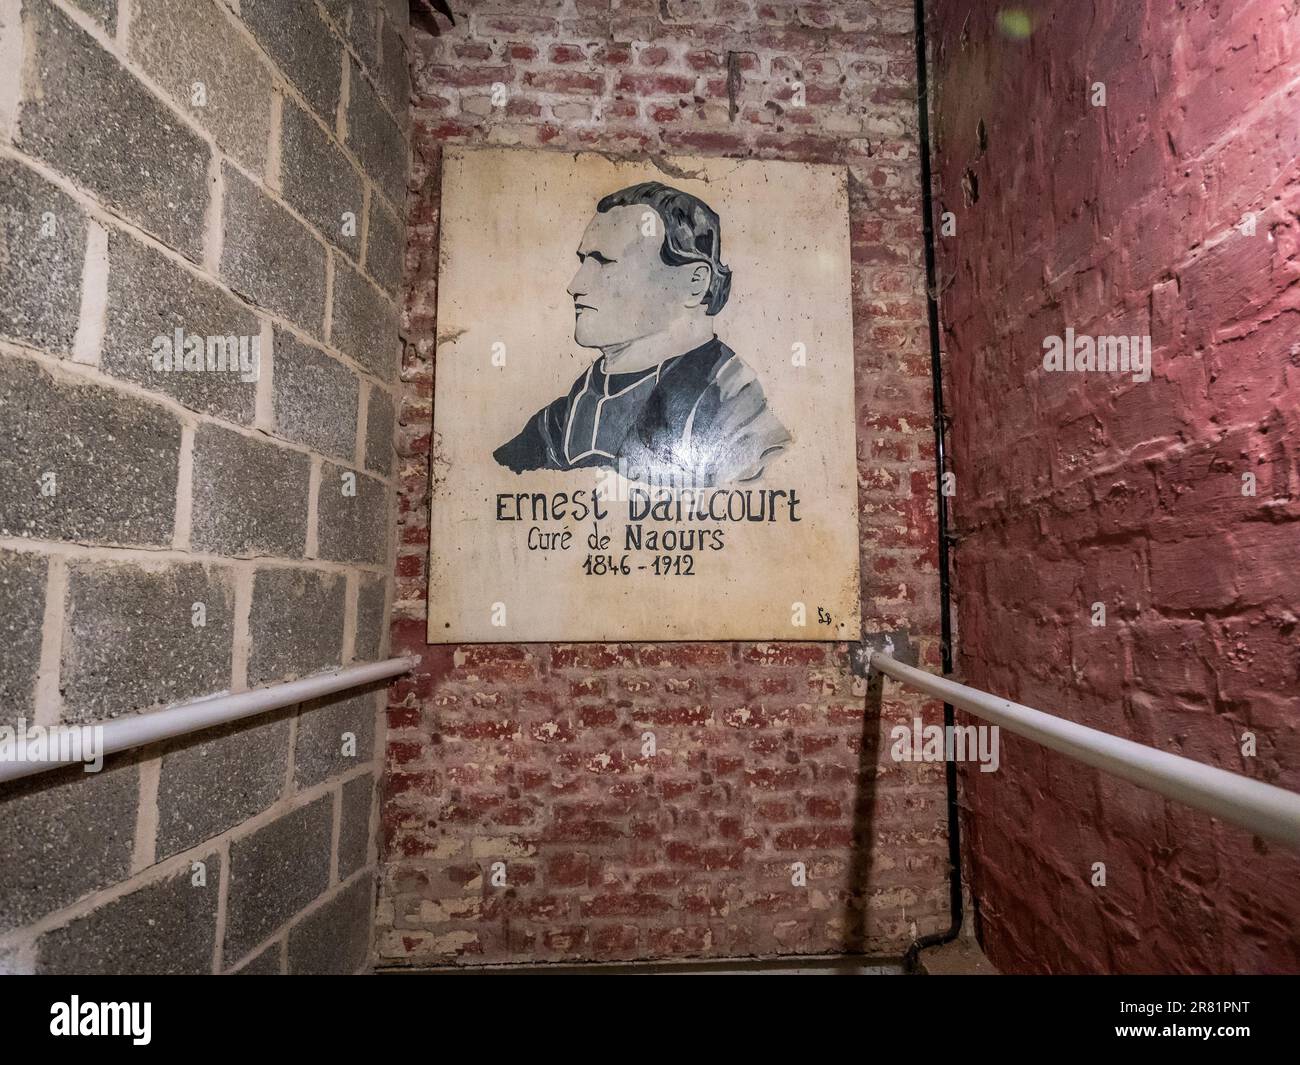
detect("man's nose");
top-left (568, 259), bottom-right (592, 298)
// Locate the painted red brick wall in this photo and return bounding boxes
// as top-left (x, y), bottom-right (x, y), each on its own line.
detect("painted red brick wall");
top-left (928, 0), bottom-right (1300, 972)
top-left (379, 0), bottom-right (949, 965)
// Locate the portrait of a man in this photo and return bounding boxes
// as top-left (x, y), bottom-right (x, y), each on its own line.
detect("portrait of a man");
top-left (492, 182), bottom-right (792, 486)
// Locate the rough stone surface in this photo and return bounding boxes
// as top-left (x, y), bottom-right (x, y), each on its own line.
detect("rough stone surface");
top-left (154, 711), bottom-right (293, 860)
top-left (0, 550), bottom-right (48, 727)
top-left (129, 0), bottom-right (273, 172)
top-left (223, 796), bottom-right (333, 961)
top-left (189, 424), bottom-right (311, 558)
top-left (339, 772), bottom-right (374, 878)
top-left (0, 352), bottom-right (181, 547)
top-left (364, 385), bottom-right (395, 475)
top-left (294, 688), bottom-right (377, 788)
top-left (317, 462), bottom-right (388, 565)
top-left (247, 567), bottom-right (345, 685)
top-left (61, 561), bottom-right (235, 721)
top-left (354, 572), bottom-right (387, 662)
top-left (102, 230), bottom-right (260, 424)
top-left (220, 164), bottom-right (327, 335)
top-left (271, 329), bottom-right (359, 461)
top-left (0, 157), bottom-right (86, 354)
top-left (365, 193), bottom-right (404, 296)
top-left (17, 0), bottom-right (209, 260)
top-left (0, 759), bottom-right (138, 932)
top-left (345, 59), bottom-right (407, 206)
top-left (239, 0), bottom-right (342, 121)
top-left (280, 98), bottom-right (364, 256)
top-left (36, 855), bottom-right (221, 974)
top-left (930, 0), bottom-right (1300, 975)
top-left (287, 873), bottom-right (373, 974)
top-left (331, 256), bottom-right (400, 380)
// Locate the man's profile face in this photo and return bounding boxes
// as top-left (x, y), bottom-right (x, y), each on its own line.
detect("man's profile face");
top-left (566, 205), bottom-right (707, 350)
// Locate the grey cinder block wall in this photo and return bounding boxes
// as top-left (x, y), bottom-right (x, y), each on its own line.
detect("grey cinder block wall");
top-left (0, 0), bottom-right (410, 974)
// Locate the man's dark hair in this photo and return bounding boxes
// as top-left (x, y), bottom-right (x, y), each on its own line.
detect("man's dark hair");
top-left (596, 181), bottom-right (733, 315)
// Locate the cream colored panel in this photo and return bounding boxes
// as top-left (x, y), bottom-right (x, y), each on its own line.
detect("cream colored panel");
top-left (428, 147), bottom-right (860, 643)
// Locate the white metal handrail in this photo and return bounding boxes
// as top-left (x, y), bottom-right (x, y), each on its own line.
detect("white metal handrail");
top-left (0, 656), bottom-right (419, 785)
top-left (866, 650), bottom-right (1300, 849)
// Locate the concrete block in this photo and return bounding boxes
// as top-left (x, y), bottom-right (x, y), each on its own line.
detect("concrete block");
top-left (293, 688), bottom-right (376, 788)
top-left (321, 0), bottom-right (379, 72)
top-left (189, 424), bottom-right (311, 558)
top-left (246, 567), bottom-right (345, 686)
top-left (376, 16), bottom-right (410, 121)
top-left (338, 771), bottom-right (374, 878)
top-left (330, 255), bottom-right (399, 380)
top-left (239, 0), bottom-right (342, 122)
top-left (271, 329), bottom-right (359, 461)
top-left (0, 157), bottom-right (86, 354)
top-left (154, 711), bottom-right (292, 860)
top-left (231, 940), bottom-right (282, 973)
top-left (316, 461), bottom-right (388, 565)
top-left (68, 0), bottom-right (115, 31)
top-left (364, 191), bottom-right (404, 296)
top-left (364, 385), bottom-right (395, 475)
top-left (17, 0), bottom-right (209, 260)
top-left (0, 352), bottom-right (181, 547)
top-left (0, 759), bottom-right (138, 932)
top-left (223, 795), bottom-right (332, 960)
top-left (353, 572), bottom-right (386, 662)
top-left (36, 854), bottom-right (221, 974)
top-left (129, 0), bottom-right (273, 172)
top-left (279, 98), bottom-right (363, 256)
top-left (102, 230), bottom-right (260, 424)
top-left (61, 561), bottom-right (235, 722)
top-left (344, 59), bottom-right (407, 206)
top-left (220, 164), bottom-right (326, 335)
top-left (0, 549), bottom-right (48, 728)
top-left (287, 872), bottom-right (373, 974)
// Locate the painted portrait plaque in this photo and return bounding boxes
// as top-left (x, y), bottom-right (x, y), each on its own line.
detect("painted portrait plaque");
top-left (428, 147), bottom-right (860, 643)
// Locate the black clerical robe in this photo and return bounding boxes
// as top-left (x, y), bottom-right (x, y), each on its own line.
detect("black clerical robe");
top-left (493, 337), bottom-right (791, 486)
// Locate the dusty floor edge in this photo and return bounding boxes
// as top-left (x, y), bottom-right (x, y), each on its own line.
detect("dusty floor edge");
top-left (917, 938), bottom-right (999, 975)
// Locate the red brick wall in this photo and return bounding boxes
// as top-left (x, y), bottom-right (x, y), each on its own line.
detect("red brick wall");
top-left (928, 0), bottom-right (1300, 972)
top-left (379, 0), bottom-right (948, 966)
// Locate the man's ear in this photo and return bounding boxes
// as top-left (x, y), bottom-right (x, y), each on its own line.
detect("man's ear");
top-left (687, 263), bottom-right (712, 303)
